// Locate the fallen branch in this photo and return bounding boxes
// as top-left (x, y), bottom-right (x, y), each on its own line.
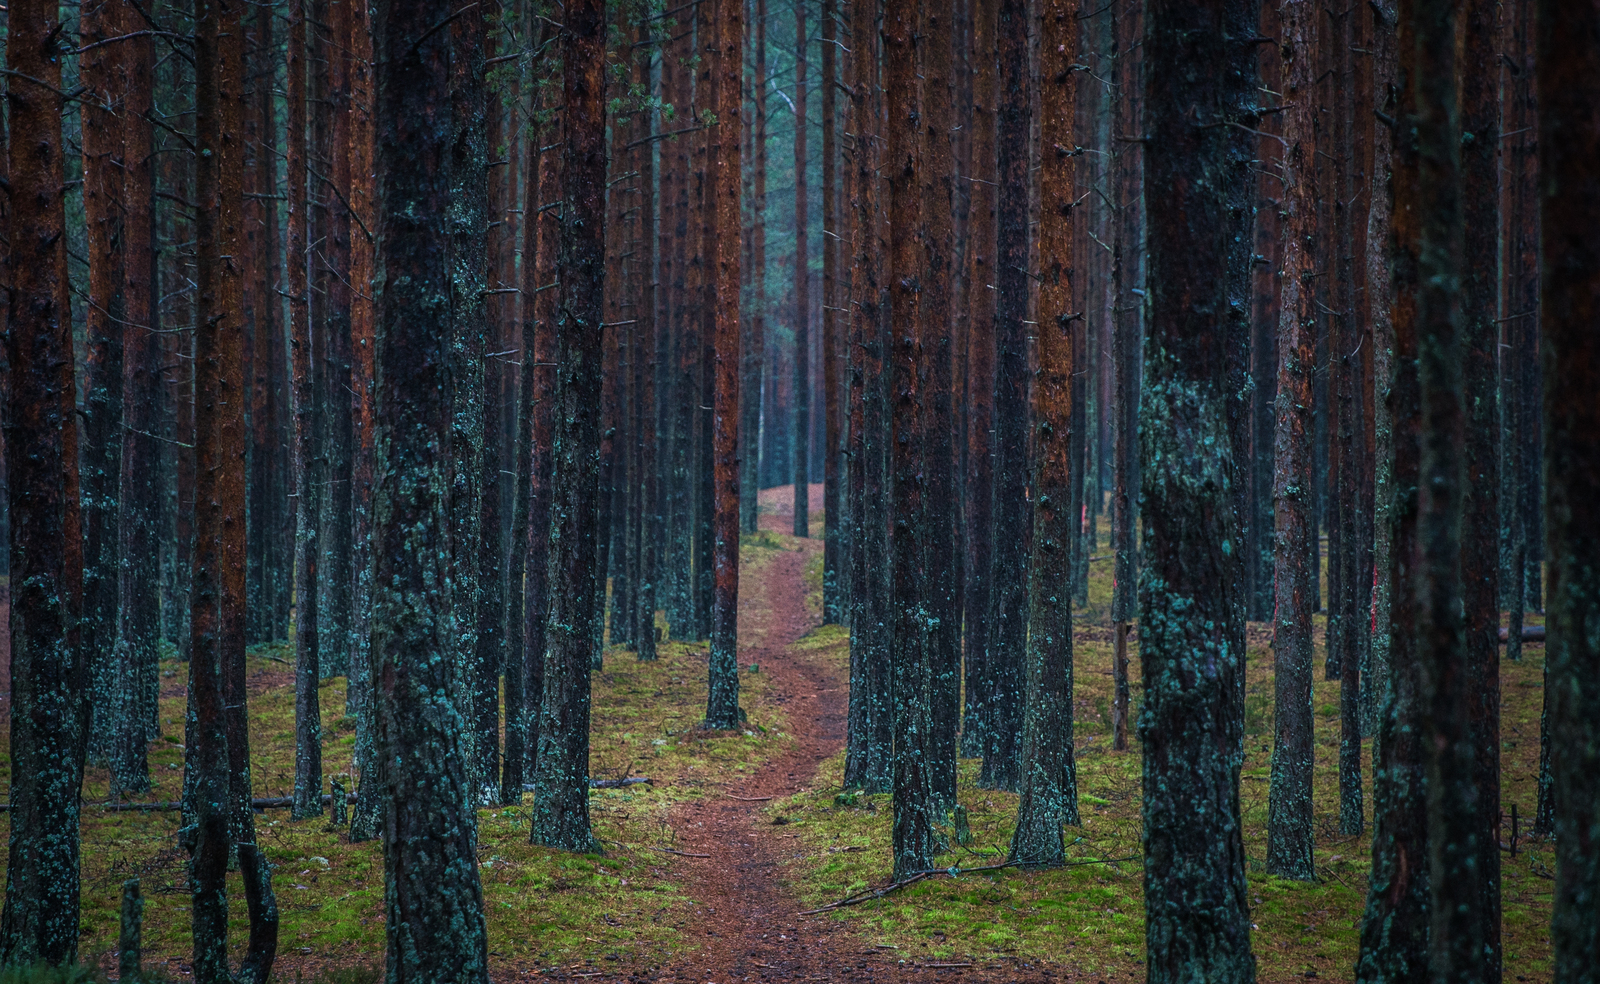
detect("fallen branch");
top-left (650, 846), bottom-right (711, 859)
top-left (520, 777), bottom-right (652, 792)
top-left (4, 793), bottom-right (358, 812)
top-left (727, 794), bottom-right (773, 802)
top-left (1498, 624), bottom-right (1545, 643)
top-left (798, 855), bottom-right (1137, 915)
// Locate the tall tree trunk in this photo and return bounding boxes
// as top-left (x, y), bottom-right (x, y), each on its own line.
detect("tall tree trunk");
top-left (1536, 0), bottom-right (1600, 975)
top-left (317, 0), bottom-right (356, 684)
top-left (636, 45), bottom-right (661, 663)
top-left (347, 0), bottom-right (380, 842)
top-left (1411, 1), bottom-right (1480, 978)
top-left (1459, 0), bottom-right (1503, 975)
top-left (289, 0), bottom-right (324, 822)
top-left (1264, 0), bottom-right (1317, 883)
top-left (980, 0), bottom-right (1031, 792)
top-left (81, 0), bottom-right (127, 759)
top-left (1009, 0), bottom-right (1079, 868)
top-left (1356, 4), bottom-right (1431, 979)
top-left (706, 0), bottom-right (746, 728)
top-left (530, 0), bottom-right (608, 852)
top-left (1140, 2), bottom-right (1256, 980)
top-left (190, 0), bottom-right (262, 972)
top-left (742, 0), bottom-right (768, 536)
top-left (792, 0), bottom-right (812, 537)
top-left (843, 0), bottom-right (891, 793)
top-left (522, 100), bottom-right (562, 786)
top-left (1108, 0), bottom-right (1142, 753)
top-left (959, 0), bottom-right (996, 761)
top-left (450, 0), bottom-right (491, 799)
top-left (820, 0), bottom-right (843, 619)
top-left (113, 15), bottom-right (162, 795)
top-left (920, 0), bottom-right (960, 809)
top-left (370, 0), bottom-right (492, 970)
top-left (1, 0), bottom-right (86, 957)
top-left (883, 0), bottom-right (935, 880)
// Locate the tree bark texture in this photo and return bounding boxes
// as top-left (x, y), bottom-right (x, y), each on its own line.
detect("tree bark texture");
top-left (1265, 0), bottom-right (1317, 885)
top-left (820, 0), bottom-right (843, 621)
top-left (883, 0), bottom-right (936, 881)
top-left (920, 0), bottom-right (961, 809)
top-left (1010, 0), bottom-right (1080, 870)
top-left (1139, 3), bottom-right (1256, 981)
top-left (1536, 0), bottom-right (1600, 975)
top-left (979, 0), bottom-right (1032, 793)
top-left (960, 0), bottom-right (997, 763)
top-left (1356, 5), bottom-right (1431, 980)
top-left (531, 0), bottom-right (608, 852)
top-left (370, 0), bottom-right (492, 971)
top-left (706, 0), bottom-right (746, 729)
top-left (1, 0), bottom-right (87, 957)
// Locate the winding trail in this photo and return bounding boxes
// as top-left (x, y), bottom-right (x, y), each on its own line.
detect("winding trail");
top-left (654, 488), bottom-right (1024, 984)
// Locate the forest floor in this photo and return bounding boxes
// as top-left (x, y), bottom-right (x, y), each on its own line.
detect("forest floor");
top-left (0, 487), bottom-right (1558, 983)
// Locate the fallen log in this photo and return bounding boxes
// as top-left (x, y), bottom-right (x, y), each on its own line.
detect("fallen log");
top-left (1498, 625), bottom-right (1545, 643)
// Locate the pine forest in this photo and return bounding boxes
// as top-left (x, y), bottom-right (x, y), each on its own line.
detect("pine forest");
top-left (0, 0), bottom-right (1595, 981)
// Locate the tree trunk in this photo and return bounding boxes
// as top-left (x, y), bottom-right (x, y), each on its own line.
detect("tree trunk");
top-left (1010, 0), bottom-right (1080, 869)
top-left (1139, 3), bottom-right (1256, 979)
top-left (821, 0), bottom-right (843, 620)
top-left (636, 45), bottom-right (661, 663)
top-left (960, 0), bottom-right (996, 762)
top-left (1356, 4), bottom-right (1431, 979)
top-left (289, 0), bottom-right (325, 823)
top-left (450, 0), bottom-right (491, 799)
top-left (980, 0), bottom-right (1031, 793)
top-left (1459, 0), bottom-right (1503, 975)
top-left (882, 0), bottom-right (935, 880)
top-left (113, 16), bottom-right (162, 796)
top-left (1536, 0), bottom-right (1600, 976)
top-left (792, 0), bottom-right (812, 538)
top-left (920, 0), bottom-right (960, 809)
top-left (370, 0), bottom-right (492, 970)
top-left (190, 0), bottom-right (258, 971)
top-left (1, 0), bottom-right (86, 957)
top-left (1108, 0), bottom-right (1142, 753)
top-left (530, 0), bottom-right (608, 853)
top-left (81, 0), bottom-right (127, 760)
top-left (347, 0), bottom-right (381, 842)
top-left (1265, 0), bottom-right (1317, 883)
top-left (706, 0), bottom-right (746, 729)
top-left (742, 0), bottom-right (768, 536)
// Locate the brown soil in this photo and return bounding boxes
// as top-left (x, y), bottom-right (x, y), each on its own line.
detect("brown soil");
top-left (631, 505), bottom-right (1059, 984)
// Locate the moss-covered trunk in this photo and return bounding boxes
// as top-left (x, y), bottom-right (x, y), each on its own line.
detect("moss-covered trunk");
top-left (370, 0), bottom-right (491, 972)
top-left (919, 0), bottom-right (960, 809)
top-left (1460, 0), bottom-right (1503, 974)
top-left (288, 0), bottom-right (325, 823)
top-left (883, 0), bottom-right (935, 880)
top-left (1, 0), bottom-right (86, 957)
top-left (980, 0), bottom-right (1032, 794)
top-left (820, 0), bottom-right (844, 621)
top-left (1010, 0), bottom-right (1080, 869)
top-left (843, 0), bottom-right (891, 794)
top-left (113, 16), bottom-right (162, 795)
top-left (1356, 6), bottom-right (1430, 980)
top-left (959, 0), bottom-right (997, 763)
top-left (1266, 0), bottom-right (1317, 884)
top-left (530, 0), bottom-right (607, 853)
top-left (1108, 0), bottom-right (1142, 753)
top-left (1536, 0), bottom-right (1600, 974)
top-left (706, 0), bottom-right (745, 729)
top-left (1139, 3), bottom-right (1256, 980)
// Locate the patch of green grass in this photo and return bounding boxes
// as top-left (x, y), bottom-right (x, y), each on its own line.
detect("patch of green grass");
top-left (1, 534), bottom-right (811, 978)
top-left (771, 512), bottom-right (1556, 982)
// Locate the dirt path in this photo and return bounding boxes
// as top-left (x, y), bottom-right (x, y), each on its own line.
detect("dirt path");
top-left (653, 491), bottom-right (1012, 984)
